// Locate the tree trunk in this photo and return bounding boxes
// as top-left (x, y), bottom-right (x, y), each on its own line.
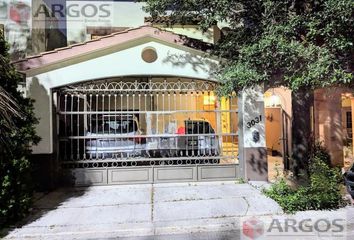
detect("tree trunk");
top-left (291, 89), bottom-right (314, 176)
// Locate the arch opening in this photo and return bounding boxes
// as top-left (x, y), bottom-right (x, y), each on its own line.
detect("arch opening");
top-left (54, 76), bottom-right (240, 184)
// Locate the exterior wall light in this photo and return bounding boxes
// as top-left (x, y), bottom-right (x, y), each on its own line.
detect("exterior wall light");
top-left (265, 89), bottom-right (281, 107)
top-left (269, 94), bottom-right (281, 106)
top-left (203, 95), bottom-right (216, 105)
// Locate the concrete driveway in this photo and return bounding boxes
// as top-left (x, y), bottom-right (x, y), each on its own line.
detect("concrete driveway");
top-left (3, 181), bottom-right (283, 239)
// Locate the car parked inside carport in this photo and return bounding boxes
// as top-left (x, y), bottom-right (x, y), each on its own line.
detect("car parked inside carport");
top-left (86, 115), bottom-right (145, 159)
top-left (146, 119), bottom-right (220, 158)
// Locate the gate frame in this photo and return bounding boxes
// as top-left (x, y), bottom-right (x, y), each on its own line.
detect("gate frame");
top-left (55, 77), bottom-right (241, 186)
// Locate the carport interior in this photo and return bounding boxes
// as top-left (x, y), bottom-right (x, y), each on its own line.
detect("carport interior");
top-left (55, 77), bottom-right (239, 184)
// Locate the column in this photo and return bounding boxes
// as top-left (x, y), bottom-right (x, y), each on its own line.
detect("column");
top-left (238, 85), bottom-right (268, 181)
top-left (314, 89), bottom-right (344, 166)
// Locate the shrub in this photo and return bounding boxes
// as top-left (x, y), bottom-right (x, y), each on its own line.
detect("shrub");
top-left (264, 144), bottom-right (344, 213)
top-left (0, 31), bottom-right (39, 227)
top-left (307, 155), bottom-right (343, 210)
top-left (309, 141), bottom-right (332, 167)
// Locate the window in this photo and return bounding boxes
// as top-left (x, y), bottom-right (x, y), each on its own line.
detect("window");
top-left (185, 120), bottom-right (215, 134)
top-left (93, 119), bottom-right (138, 134)
top-left (347, 111), bottom-right (352, 139)
top-left (347, 112), bottom-right (352, 129)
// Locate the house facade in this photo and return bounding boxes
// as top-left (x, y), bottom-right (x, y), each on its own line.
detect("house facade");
top-left (3, 1), bottom-right (353, 186)
top-left (13, 25), bottom-right (269, 185)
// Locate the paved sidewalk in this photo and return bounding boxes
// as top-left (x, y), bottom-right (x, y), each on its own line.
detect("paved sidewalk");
top-left (3, 181), bottom-right (283, 239)
top-left (4, 181), bottom-right (354, 239)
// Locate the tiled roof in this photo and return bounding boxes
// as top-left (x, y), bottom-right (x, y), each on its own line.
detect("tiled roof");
top-left (144, 16), bottom-right (203, 24)
top-left (13, 25), bottom-right (213, 72)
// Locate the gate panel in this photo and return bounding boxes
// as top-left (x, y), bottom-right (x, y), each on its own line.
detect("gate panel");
top-left (108, 168), bottom-right (153, 184)
top-left (154, 166), bottom-right (197, 182)
top-left (198, 165), bottom-right (239, 181)
top-left (71, 169), bottom-right (107, 186)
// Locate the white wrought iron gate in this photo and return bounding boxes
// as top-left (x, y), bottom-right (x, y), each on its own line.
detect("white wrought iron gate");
top-left (55, 78), bottom-right (239, 185)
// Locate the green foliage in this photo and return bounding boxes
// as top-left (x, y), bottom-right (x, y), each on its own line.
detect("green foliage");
top-left (144, 0), bottom-right (354, 93)
top-left (309, 141), bottom-right (331, 167)
top-left (264, 145), bottom-right (344, 213)
top-left (0, 31), bottom-right (40, 227)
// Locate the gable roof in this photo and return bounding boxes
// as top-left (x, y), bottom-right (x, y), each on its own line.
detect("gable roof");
top-left (13, 25), bottom-right (214, 74)
top-left (144, 16), bottom-right (204, 25)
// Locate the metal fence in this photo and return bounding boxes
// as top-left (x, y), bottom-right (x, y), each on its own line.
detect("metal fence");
top-left (55, 78), bottom-right (238, 169)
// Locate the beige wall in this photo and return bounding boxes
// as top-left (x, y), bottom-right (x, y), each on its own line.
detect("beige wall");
top-left (264, 87), bottom-right (292, 156)
top-left (265, 108), bottom-right (282, 153)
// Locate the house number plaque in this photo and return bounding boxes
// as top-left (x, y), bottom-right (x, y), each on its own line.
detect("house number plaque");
top-left (246, 115), bottom-right (262, 128)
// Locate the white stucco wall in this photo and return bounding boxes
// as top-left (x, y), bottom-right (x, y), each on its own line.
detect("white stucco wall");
top-left (67, 1), bottom-right (148, 43)
top-left (26, 40), bottom-right (219, 154)
top-left (66, 2), bottom-right (216, 45)
top-left (0, 0), bottom-right (32, 58)
top-left (239, 86), bottom-right (266, 149)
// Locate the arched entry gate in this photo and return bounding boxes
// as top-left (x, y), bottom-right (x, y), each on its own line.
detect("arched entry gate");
top-left (56, 77), bottom-right (239, 185)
